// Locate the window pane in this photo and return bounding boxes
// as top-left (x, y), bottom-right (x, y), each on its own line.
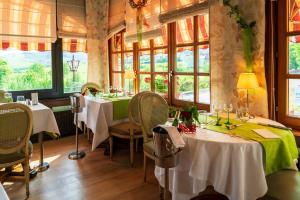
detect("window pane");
top-left (176, 47), bottom-right (194, 72)
top-left (289, 0), bottom-right (300, 32)
top-left (289, 36), bottom-right (300, 74)
top-left (176, 17), bottom-right (194, 44)
top-left (124, 52), bottom-right (133, 71)
top-left (140, 40), bottom-right (150, 49)
top-left (113, 73), bottom-right (122, 89)
top-left (175, 75), bottom-right (194, 101)
top-left (112, 53), bottom-right (122, 71)
top-left (154, 49), bottom-right (168, 72)
top-left (288, 79), bottom-right (300, 117)
top-left (63, 52), bottom-right (88, 93)
top-left (0, 48), bottom-right (52, 91)
top-left (198, 76), bottom-right (210, 104)
top-left (124, 78), bottom-right (134, 93)
top-left (198, 46), bottom-right (210, 73)
top-left (198, 14), bottom-right (209, 42)
top-left (139, 51), bottom-right (150, 72)
top-left (155, 74), bottom-right (168, 98)
top-left (139, 74), bottom-right (151, 91)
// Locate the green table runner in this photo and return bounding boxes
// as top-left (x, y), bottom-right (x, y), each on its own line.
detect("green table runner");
top-left (104, 97), bottom-right (131, 120)
top-left (205, 118), bottom-right (298, 175)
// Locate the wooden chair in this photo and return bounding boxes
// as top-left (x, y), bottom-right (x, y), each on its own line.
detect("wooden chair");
top-left (139, 92), bottom-right (169, 182)
top-left (109, 93), bottom-right (146, 167)
top-left (0, 103), bottom-right (33, 197)
top-left (80, 82), bottom-right (101, 142)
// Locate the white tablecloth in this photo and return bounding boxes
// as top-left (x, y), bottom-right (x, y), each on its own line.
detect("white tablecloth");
top-left (0, 184), bottom-right (9, 200)
top-left (78, 97), bottom-right (127, 151)
top-left (155, 117), bottom-right (298, 200)
top-left (30, 103), bottom-right (60, 135)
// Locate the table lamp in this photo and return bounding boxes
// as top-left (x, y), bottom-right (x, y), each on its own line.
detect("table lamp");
top-left (124, 71), bottom-right (135, 95)
top-left (237, 72), bottom-right (259, 113)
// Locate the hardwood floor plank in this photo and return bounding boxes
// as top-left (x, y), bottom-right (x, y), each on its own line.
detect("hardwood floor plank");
top-left (3, 135), bottom-right (159, 200)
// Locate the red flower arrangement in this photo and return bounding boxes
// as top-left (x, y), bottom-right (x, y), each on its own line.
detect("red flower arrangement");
top-left (144, 77), bottom-right (151, 83)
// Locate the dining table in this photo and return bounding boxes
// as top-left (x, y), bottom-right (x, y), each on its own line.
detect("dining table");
top-left (155, 117), bottom-right (298, 200)
top-left (30, 103), bottom-right (60, 172)
top-left (77, 96), bottom-right (130, 151)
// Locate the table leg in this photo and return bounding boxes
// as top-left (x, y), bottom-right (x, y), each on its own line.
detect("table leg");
top-left (35, 132), bottom-right (49, 172)
top-left (164, 168), bottom-right (170, 200)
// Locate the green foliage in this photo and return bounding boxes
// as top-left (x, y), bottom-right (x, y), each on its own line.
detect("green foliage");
top-left (289, 42), bottom-right (300, 71)
top-left (223, 0), bottom-right (256, 29)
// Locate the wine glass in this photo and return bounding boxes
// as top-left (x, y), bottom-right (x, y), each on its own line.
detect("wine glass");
top-left (224, 104), bottom-right (233, 125)
top-left (212, 104), bottom-right (222, 126)
top-left (4, 92), bottom-right (13, 103)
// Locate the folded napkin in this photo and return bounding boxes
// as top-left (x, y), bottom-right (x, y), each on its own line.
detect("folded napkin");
top-left (160, 125), bottom-right (185, 149)
top-left (252, 129), bottom-right (280, 139)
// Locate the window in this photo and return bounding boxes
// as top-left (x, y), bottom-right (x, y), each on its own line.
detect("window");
top-left (109, 14), bottom-right (210, 109)
top-left (278, 0), bottom-right (300, 127)
top-left (110, 32), bottom-right (135, 93)
top-left (0, 47), bottom-right (52, 91)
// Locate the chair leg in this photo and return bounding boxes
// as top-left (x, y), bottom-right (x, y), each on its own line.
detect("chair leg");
top-left (130, 136), bottom-right (134, 167)
top-left (87, 128), bottom-right (90, 143)
top-left (24, 156), bottom-right (30, 197)
top-left (143, 153), bottom-right (147, 182)
top-left (109, 136), bottom-right (113, 160)
top-left (135, 138), bottom-right (139, 153)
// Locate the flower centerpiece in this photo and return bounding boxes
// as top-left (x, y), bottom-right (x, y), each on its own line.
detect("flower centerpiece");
top-left (82, 87), bottom-right (99, 97)
top-left (177, 105), bottom-right (200, 133)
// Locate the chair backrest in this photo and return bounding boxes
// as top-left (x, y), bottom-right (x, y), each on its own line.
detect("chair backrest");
top-left (128, 91), bottom-right (151, 126)
top-left (0, 90), bottom-right (5, 103)
top-left (0, 103), bottom-right (33, 154)
top-left (81, 82), bottom-right (101, 94)
top-left (139, 92), bottom-right (169, 142)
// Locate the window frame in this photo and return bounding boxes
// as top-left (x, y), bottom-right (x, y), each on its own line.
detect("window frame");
top-left (278, 0), bottom-right (300, 129)
top-left (108, 15), bottom-right (211, 111)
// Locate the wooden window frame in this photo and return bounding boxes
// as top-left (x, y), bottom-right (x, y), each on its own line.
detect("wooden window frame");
top-left (108, 15), bottom-right (210, 111)
top-left (278, 0), bottom-right (300, 129)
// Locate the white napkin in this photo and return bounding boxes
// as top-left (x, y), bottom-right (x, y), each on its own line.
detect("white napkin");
top-left (252, 129), bottom-right (280, 139)
top-left (160, 125), bottom-right (185, 148)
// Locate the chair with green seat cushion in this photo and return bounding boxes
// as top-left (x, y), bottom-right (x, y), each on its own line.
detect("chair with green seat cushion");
top-left (0, 103), bottom-right (33, 198)
top-left (139, 92), bottom-right (169, 182)
top-left (109, 92), bottom-right (146, 167)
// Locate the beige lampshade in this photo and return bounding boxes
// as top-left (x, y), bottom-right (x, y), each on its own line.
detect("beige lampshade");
top-left (237, 73), bottom-right (259, 89)
top-left (124, 71), bottom-right (135, 79)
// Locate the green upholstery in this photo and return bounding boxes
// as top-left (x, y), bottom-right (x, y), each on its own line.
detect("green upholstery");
top-left (52, 105), bottom-right (71, 112)
top-left (143, 140), bottom-right (155, 156)
top-left (0, 141), bottom-right (33, 164)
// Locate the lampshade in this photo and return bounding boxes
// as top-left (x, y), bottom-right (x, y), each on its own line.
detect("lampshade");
top-left (124, 71), bottom-right (135, 79)
top-left (237, 73), bottom-right (259, 89)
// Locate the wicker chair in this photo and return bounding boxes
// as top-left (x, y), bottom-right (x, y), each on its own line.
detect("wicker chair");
top-left (139, 92), bottom-right (169, 182)
top-left (0, 90), bottom-right (5, 103)
top-left (0, 103), bottom-right (33, 197)
top-left (80, 82), bottom-right (101, 141)
top-left (109, 92), bottom-right (147, 167)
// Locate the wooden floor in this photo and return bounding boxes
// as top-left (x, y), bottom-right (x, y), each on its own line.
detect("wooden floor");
top-left (3, 135), bottom-right (159, 200)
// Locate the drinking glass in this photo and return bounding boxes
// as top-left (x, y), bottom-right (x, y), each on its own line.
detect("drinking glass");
top-left (224, 104), bottom-right (233, 125)
top-left (4, 92), bottom-right (13, 103)
top-left (16, 96), bottom-right (25, 103)
top-left (212, 104), bottom-right (222, 126)
top-left (236, 107), bottom-right (249, 123)
top-left (198, 110), bottom-right (208, 128)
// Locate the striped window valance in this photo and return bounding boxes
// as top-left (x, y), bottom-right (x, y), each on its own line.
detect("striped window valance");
top-left (0, 0), bottom-right (57, 43)
top-left (62, 38), bottom-right (86, 52)
top-left (159, 0), bottom-right (208, 24)
top-left (290, 0), bottom-right (300, 42)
